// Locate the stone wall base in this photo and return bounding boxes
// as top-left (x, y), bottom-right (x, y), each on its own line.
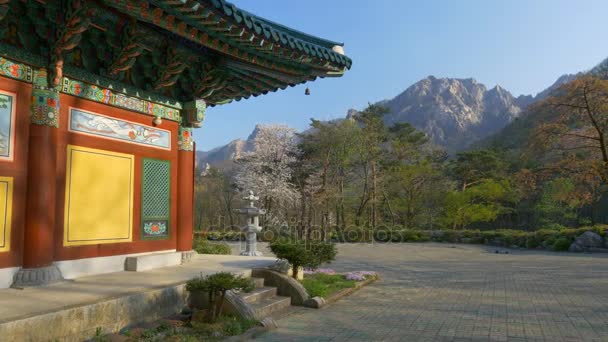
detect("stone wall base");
top-left (55, 249), bottom-right (177, 279)
top-left (0, 284), bottom-right (188, 342)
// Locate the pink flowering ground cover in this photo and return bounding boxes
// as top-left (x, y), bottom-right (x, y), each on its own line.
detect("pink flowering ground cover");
top-left (344, 271), bottom-right (378, 281)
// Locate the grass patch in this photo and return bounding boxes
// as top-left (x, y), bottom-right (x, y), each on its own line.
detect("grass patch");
top-left (193, 239), bottom-right (232, 255)
top-left (191, 314), bottom-right (258, 339)
top-left (118, 315), bottom-right (258, 341)
top-left (301, 273), bottom-right (356, 298)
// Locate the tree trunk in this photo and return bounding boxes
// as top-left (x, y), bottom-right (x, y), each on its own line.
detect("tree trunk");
top-left (383, 191), bottom-right (396, 226)
top-left (208, 291), bottom-right (216, 322)
top-left (371, 161), bottom-right (378, 229)
top-left (339, 176), bottom-right (346, 230)
top-left (292, 264), bottom-right (300, 279)
top-left (216, 291), bottom-right (226, 319)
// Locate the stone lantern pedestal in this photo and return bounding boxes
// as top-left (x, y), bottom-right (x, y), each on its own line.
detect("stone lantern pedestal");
top-left (235, 191), bottom-right (265, 256)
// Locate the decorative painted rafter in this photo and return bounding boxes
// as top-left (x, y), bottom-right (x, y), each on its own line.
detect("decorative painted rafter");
top-left (153, 46), bottom-right (194, 90)
top-left (228, 67), bottom-right (286, 90)
top-left (104, 0), bottom-right (309, 77)
top-left (0, 0), bottom-right (10, 21)
top-left (108, 23), bottom-right (146, 76)
top-left (49, 0), bottom-right (98, 86)
top-left (193, 67), bottom-right (228, 99)
top-left (223, 58), bottom-right (305, 85)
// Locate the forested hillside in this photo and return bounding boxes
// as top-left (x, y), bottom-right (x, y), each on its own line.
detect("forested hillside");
top-left (195, 59), bottom-right (608, 234)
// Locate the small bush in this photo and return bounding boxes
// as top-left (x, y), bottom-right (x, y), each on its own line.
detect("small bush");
top-left (186, 272), bottom-right (254, 322)
top-left (373, 229), bottom-right (392, 242)
top-left (402, 230), bottom-right (421, 242)
top-left (542, 223), bottom-right (568, 231)
top-left (270, 239), bottom-right (337, 279)
top-left (341, 226), bottom-right (372, 243)
top-left (552, 237), bottom-right (572, 251)
top-left (525, 237), bottom-right (540, 249)
top-left (193, 239), bottom-right (232, 255)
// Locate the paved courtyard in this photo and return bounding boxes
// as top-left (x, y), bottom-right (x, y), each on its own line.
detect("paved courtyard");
top-left (256, 243), bottom-right (608, 342)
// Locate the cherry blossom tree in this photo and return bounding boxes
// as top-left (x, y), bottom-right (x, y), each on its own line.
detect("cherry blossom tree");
top-left (235, 124), bottom-right (301, 226)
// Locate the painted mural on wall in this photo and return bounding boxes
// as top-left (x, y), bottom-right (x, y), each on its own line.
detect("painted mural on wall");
top-left (69, 109), bottom-right (171, 150)
top-left (0, 93), bottom-right (14, 160)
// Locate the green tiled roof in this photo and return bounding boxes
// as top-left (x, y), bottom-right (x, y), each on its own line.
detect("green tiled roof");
top-left (210, 0), bottom-right (352, 69)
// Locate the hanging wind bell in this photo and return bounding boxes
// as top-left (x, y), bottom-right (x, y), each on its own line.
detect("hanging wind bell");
top-left (305, 87), bottom-right (310, 95)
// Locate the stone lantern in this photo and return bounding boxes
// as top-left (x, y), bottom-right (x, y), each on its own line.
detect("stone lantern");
top-left (235, 191), bottom-right (265, 256)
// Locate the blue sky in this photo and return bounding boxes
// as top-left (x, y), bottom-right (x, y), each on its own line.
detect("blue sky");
top-left (195, 0), bottom-right (608, 151)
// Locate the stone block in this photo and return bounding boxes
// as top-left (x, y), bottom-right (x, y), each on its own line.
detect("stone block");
top-left (181, 250), bottom-right (197, 264)
top-left (125, 252), bottom-right (182, 271)
top-left (304, 296), bottom-right (327, 309)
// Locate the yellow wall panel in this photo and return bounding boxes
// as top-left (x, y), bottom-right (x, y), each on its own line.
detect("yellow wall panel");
top-left (0, 176), bottom-right (13, 253)
top-left (64, 145), bottom-right (134, 246)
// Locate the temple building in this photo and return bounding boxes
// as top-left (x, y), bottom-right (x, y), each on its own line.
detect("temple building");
top-left (0, 0), bottom-right (351, 288)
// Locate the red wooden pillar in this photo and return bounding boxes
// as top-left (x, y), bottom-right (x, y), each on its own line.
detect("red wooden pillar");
top-left (176, 125), bottom-right (194, 252)
top-left (13, 69), bottom-right (63, 287)
top-left (22, 125), bottom-right (56, 267)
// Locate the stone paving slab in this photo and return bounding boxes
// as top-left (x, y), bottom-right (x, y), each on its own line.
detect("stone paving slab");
top-left (257, 243), bottom-right (608, 342)
top-left (0, 254), bottom-right (275, 324)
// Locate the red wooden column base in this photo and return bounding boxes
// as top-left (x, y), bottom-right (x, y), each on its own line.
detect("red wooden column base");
top-left (176, 149), bottom-right (194, 252)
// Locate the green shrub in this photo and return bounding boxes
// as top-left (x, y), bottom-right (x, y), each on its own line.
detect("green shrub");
top-left (342, 226), bottom-right (372, 242)
top-left (552, 237), bottom-right (572, 251)
top-left (442, 230), bottom-right (460, 243)
top-left (542, 223), bottom-right (568, 231)
top-left (373, 229), bottom-right (392, 242)
top-left (525, 237), bottom-right (540, 249)
top-left (270, 239), bottom-right (337, 279)
top-left (186, 272), bottom-right (254, 322)
top-left (417, 231), bottom-right (431, 242)
top-left (193, 239), bottom-right (232, 255)
top-left (363, 225), bottom-right (608, 251)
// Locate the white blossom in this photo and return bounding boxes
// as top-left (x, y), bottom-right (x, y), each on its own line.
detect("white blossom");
top-left (235, 124), bottom-right (301, 222)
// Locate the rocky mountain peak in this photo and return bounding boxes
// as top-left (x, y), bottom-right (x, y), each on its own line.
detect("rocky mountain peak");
top-left (382, 77), bottom-right (522, 152)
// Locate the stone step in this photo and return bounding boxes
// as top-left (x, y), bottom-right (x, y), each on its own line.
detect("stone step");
top-left (251, 277), bottom-right (265, 288)
top-left (240, 287), bottom-right (277, 304)
top-left (250, 296), bottom-right (292, 320)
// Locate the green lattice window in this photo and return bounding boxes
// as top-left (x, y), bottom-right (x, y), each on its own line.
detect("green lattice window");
top-left (141, 158), bottom-right (171, 239)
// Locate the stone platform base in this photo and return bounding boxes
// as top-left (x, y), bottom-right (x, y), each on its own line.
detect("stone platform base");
top-left (0, 254), bottom-right (276, 341)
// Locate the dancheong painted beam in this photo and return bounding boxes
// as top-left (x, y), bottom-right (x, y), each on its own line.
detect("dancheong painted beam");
top-left (0, 0), bottom-right (351, 107)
